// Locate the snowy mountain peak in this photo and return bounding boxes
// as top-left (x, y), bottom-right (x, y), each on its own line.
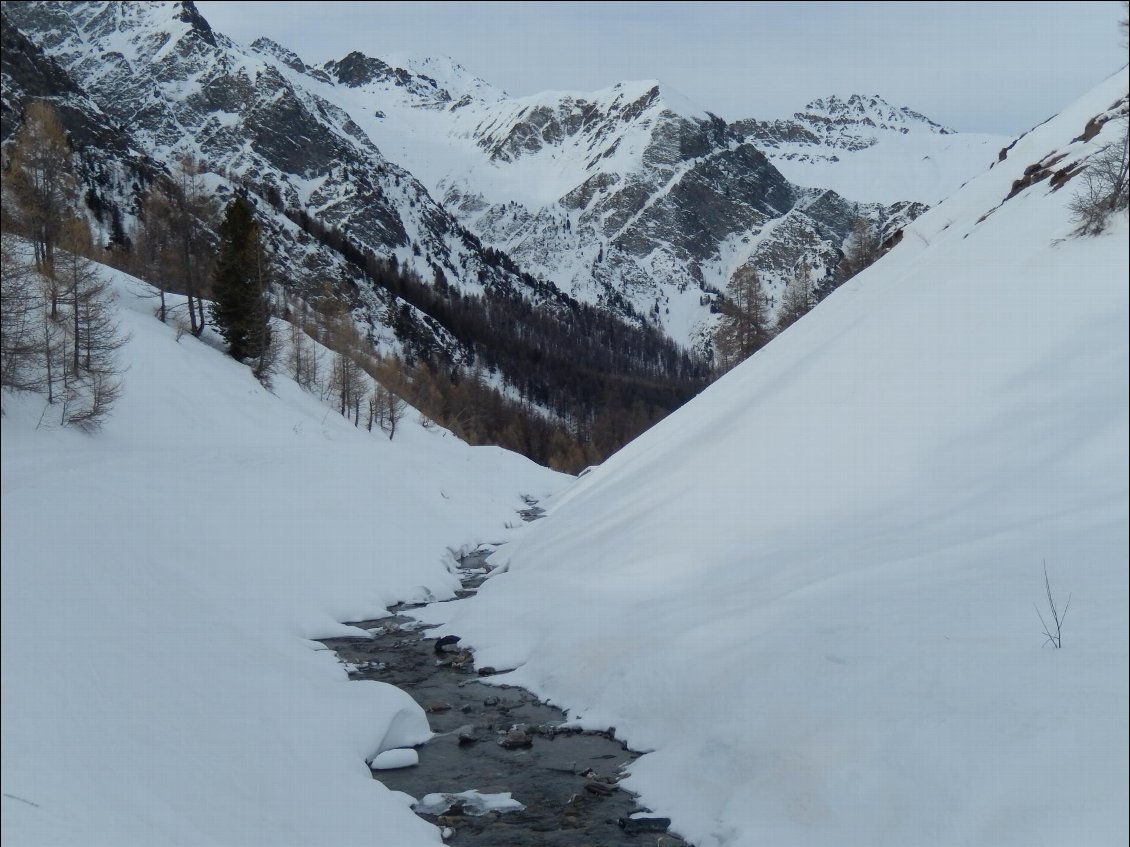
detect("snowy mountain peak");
top-left (385, 52), bottom-right (508, 104)
top-left (614, 77), bottom-right (714, 122)
top-left (249, 36), bottom-right (306, 73)
top-left (320, 49), bottom-right (505, 109)
top-left (797, 93), bottom-right (954, 137)
top-left (457, 76), bottom-right (721, 171)
top-left (87, 0), bottom-right (217, 52)
top-left (171, 0), bottom-right (214, 41)
top-left (730, 91), bottom-right (1002, 204)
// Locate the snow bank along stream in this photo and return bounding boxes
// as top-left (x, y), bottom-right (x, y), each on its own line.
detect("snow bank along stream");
top-left (320, 545), bottom-right (690, 846)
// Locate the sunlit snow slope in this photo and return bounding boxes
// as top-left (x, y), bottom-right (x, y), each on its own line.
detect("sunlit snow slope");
top-left (0, 274), bottom-right (567, 845)
top-left (423, 70), bottom-right (1130, 847)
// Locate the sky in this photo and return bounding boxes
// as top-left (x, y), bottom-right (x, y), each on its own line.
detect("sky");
top-left (195, 1), bottom-right (1128, 134)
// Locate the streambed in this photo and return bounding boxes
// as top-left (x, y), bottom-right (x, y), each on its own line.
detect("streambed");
top-left (320, 549), bottom-right (689, 846)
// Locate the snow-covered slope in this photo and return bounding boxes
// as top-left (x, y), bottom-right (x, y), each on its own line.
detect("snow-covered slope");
top-left (0, 270), bottom-right (567, 845)
top-left (420, 70), bottom-right (1130, 847)
top-left (732, 94), bottom-right (1007, 204)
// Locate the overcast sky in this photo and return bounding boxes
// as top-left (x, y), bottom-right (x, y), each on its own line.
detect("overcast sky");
top-left (196, 1), bottom-right (1127, 134)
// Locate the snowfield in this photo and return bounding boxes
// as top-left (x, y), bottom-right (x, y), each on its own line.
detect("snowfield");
top-left (418, 69), bottom-right (1130, 847)
top-left (1, 277), bottom-right (567, 845)
top-left (2, 53), bottom-right (1126, 847)
top-left (767, 127), bottom-right (1007, 205)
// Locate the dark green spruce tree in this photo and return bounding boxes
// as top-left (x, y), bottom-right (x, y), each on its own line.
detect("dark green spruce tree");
top-left (210, 196), bottom-right (270, 361)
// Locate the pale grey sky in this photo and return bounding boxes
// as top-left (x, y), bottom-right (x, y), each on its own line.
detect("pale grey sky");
top-left (196, 1), bottom-right (1128, 134)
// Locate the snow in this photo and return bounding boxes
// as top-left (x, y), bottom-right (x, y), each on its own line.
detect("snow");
top-left (750, 92), bottom-right (1008, 205)
top-left (413, 790), bottom-right (524, 816)
top-left (369, 748), bottom-right (420, 770)
top-left (416, 68), bottom-right (1130, 847)
top-left (4, 11), bottom-right (1126, 843)
top-left (768, 129), bottom-right (1008, 205)
top-left (1, 272), bottom-right (568, 845)
top-left (312, 74), bottom-right (707, 211)
top-left (382, 52), bottom-right (509, 103)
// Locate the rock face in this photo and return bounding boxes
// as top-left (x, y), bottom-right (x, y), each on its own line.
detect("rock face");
top-left (0, 7), bottom-right (162, 220)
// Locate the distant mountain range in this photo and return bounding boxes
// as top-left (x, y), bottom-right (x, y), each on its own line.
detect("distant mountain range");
top-left (1, 1), bottom-right (1010, 358)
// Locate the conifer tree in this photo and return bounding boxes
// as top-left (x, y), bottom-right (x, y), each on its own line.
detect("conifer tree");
top-left (211, 196), bottom-right (270, 362)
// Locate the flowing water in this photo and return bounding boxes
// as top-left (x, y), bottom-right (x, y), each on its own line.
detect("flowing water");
top-left (319, 545), bottom-right (689, 846)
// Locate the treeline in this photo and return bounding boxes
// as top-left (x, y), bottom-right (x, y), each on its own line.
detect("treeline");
top-left (279, 199), bottom-right (709, 470)
top-left (4, 98), bottom-right (710, 469)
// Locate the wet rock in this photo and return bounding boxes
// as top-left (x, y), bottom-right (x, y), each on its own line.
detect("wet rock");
top-left (455, 724), bottom-right (479, 745)
top-left (657, 835), bottom-right (690, 847)
top-left (584, 781), bottom-right (615, 796)
top-left (618, 816), bottom-right (672, 834)
top-left (434, 635), bottom-right (461, 653)
top-left (437, 650), bottom-right (474, 668)
top-left (426, 701), bottom-right (452, 714)
top-left (483, 696), bottom-right (500, 707)
top-left (478, 666), bottom-right (497, 676)
top-left (498, 728), bottom-right (533, 749)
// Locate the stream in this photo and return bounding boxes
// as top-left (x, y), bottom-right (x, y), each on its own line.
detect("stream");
top-left (319, 518), bottom-right (691, 846)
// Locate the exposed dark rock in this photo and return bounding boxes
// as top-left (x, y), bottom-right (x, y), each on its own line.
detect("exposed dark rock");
top-left (434, 635), bottom-right (461, 653)
top-left (618, 816), bottom-right (673, 833)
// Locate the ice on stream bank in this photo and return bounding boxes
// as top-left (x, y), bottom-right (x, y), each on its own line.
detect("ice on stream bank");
top-left (414, 790), bottom-right (526, 816)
